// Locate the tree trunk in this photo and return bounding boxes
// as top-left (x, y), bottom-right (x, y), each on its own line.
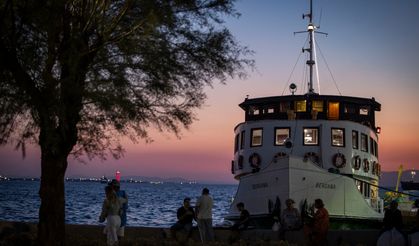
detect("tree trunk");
top-left (37, 153), bottom-right (68, 246)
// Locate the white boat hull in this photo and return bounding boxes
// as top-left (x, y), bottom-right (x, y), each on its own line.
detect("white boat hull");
top-left (227, 155), bottom-right (383, 226)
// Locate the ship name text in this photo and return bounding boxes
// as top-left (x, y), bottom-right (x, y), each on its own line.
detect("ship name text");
top-left (252, 182), bottom-right (268, 189)
top-left (315, 182), bottom-right (336, 189)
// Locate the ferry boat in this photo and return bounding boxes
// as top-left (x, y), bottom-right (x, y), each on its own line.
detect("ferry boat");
top-left (401, 171), bottom-right (419, 191)
top-left (401, 181), bottom-right (419, 191)
top-left (226, 1), bottom-right (384, 228)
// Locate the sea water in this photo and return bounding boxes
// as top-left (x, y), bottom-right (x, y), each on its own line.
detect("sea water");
top-left (0, 180), bottom-right (237, 227)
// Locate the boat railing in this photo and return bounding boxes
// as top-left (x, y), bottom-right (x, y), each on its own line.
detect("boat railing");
top-left (244, 104), bottom-right (376, 129)
top-left (366, 198), bottom-right (384, 214)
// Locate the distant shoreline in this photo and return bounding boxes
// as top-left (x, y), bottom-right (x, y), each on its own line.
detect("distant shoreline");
top-left (0, 177), bottom-right (238, 185)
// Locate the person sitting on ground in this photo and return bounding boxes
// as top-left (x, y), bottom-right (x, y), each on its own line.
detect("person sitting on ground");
top-left (229, 202), bottom-right (250, 244)
top-left (279, 198), bottom-right (301, 239)
top-left (383, 200), bottom-right (403, 231)
top-left (231, 202), bottom-right (250, 231)
top-left (99, 185), bottom-right (127, 246)
top-left (170, 197), bottom-right (196, 240)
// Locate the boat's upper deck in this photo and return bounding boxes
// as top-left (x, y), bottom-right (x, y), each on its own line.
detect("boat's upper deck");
top-left (239, 94), bottom-right (381, 130)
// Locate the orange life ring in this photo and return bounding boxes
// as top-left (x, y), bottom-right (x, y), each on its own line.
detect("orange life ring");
top-left (304, 152), bottom-right (319, 163)
top-left (333, 153), bottom-right (346, 168)
top-left (363, 159), bottom-right (370, 173)
top-left (249, 153), bottom-right (261, 168)
top-left (352, 155), bottom-right (361, 170)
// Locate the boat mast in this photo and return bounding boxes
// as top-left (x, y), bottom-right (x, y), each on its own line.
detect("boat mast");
top-left (295, 0), bottom-right (327, 95)
top-left (305, 0), bottom-right (315, 94)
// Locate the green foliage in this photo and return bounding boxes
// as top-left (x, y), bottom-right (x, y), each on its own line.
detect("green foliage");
top-left (0, 0), bottom-right (253, 160)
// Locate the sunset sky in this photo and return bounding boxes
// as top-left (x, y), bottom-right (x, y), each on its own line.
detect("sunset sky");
top-left (1, 0), bottom-right (418, 184)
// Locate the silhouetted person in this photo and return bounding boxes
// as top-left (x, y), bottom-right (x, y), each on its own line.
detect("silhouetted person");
top-left (231, 202), bottom-right (250, 231)
top-left (304, 199), bottom-right (329, 246)
top-left (229, 202), bottom-right (250, 244)
top-left (195, 188), bottom-right (214, 242)
top-left (99, 185), bottom-right (127, 246)
top-left (407, 204), bottom-right (419, 246)
top-left (110, 179), bottom-right (128, 240)
top-left (383, 200), bottom-right (403, 231)
top-left (378, 200), bottom-right (406, 246)
top-left (170, 197), bottom-right (195, 240)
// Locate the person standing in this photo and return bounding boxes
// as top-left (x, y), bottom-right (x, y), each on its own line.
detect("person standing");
top-left (383, 200), bottom-right (403, 231)
top-left (280, 198), bottom-right (301, 239)
top-left (305, 199), bottom-right (329, 246)
top-left (110, 179), bottom-right (128, 240)
top-left (377, 200), bottom-right (406, 245)
top-left (99, 185), bottom-right (127, 246)
top-left (170, 197), bottom-right (196, 240)
top-left (195, 188), bottom-right (215, 243)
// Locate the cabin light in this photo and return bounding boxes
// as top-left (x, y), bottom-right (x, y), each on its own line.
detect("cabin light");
top-left (376, 127), bottom-right (381, 134)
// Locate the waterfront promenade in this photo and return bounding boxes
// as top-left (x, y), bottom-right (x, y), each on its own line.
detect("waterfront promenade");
top-left (0, 221), bottom-right (384, 245)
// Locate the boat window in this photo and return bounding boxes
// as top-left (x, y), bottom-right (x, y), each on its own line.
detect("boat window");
top-left (274, 128), bottom-right (290, 146)
top-left (331, 128), bottom-right (345, 147)
top-left (250, 107), bottom-right (260, 115)
top-left (344, 105), bottom-right (356, 114)
top-left (251, 128), bottom-right (263, 147)
top-left (238, 155), bottom-right (244, 169)
top-left (352, 130), bottom-right (359, 149)
top-left (267, 107), bottom-right (275, 114)
top-left (303, 128), bottom-right (319, 145)
top-left (370, 137), bottom-right (375, 156)
top-left (374, 140), bottom-right (378, 157)
top-left (240, 131), bottom-right (245, 150)
top-left (361, 133), bottom-right (368, 152)
top-left (359, 106), bottom-right (369, 116)
top-left (312, 100), bottom-right (324, 112)
top-left (279, 101), bottom-right (290, 113)
top-left (365, 183), bottom-right (371, 198)
top-left (328, 102), bottom-right (339, 120)
top-left (356, 180), bottom-right (362, 192)
top-left (356, 180), bottom-right (370, 198)
top-left (295, 100), bottom-right (306, 112)
top-left (234, 134), bottom-right (239, 153)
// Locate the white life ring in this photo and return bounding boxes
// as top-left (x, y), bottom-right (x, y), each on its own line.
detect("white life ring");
top-left (363, 159), bottom-right (370, 173)
top-left (352, 155), bottom-right (361, 170)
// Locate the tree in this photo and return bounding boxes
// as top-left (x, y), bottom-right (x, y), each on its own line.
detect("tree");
top-left (0, 1), bottom-right (252, 245)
